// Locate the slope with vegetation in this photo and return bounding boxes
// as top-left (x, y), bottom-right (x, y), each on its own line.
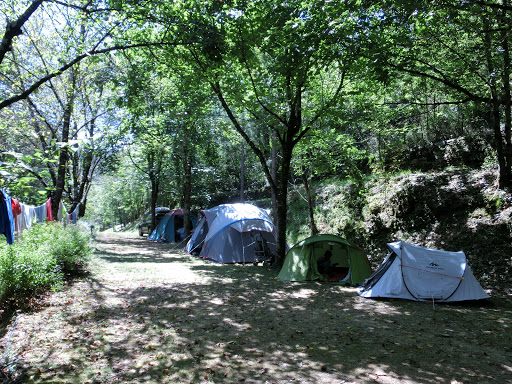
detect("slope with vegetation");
top-left (287, 163), bottom-right (512, 294)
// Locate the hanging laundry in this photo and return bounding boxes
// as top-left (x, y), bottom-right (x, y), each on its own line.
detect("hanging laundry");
top-left (34, 203), bottom-right (46, 223)
top-left (11, 198), bottom-right (22, 242)
top-left (0, 190), bottom-right (15, 244)
top-left (17, 203), bottom-right (35, 241)
top-left (57, 200), bottom-right (66, 222)
top-left (70, 203), bottom-right (80, 224)
top-left (20, 203), bottom-right (35, 230)
top-left (46, 198), bottom-right (54, 222)
top-left (11, 198), bottom-right (21, 218)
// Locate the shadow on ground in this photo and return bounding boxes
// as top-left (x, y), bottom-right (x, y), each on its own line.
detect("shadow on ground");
top-left (3, 231), bottom-right (511, 384)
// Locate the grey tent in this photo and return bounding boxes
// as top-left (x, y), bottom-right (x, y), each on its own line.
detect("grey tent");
top-left (185, 203), bottom-right (277, 263)
top-left (358, 241), bottom-right (489, 302)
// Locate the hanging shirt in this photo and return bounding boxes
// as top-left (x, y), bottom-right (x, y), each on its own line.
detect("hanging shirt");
top-left (57, 200), bottom-right (66, 222)
top-left (11, 198), bottom-right (21, 218)
top-left (0, 190), bottom-right (15, 244)
top-left (46, 198), bottom-right (54, 222)
top-left (71, 203), bottom-right (80, 224)
top-left (34, 204), bottom-right (46, 223)
top-left (17, 203), bottom-right (35, 241)
top-left (11, 198), bottom-right (22, 241)
top-left (20, 204), bottom-right (35, 230)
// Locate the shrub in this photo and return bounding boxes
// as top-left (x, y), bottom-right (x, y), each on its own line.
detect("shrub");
top-left (0, 239), bottom-right (61, 304)
top-left (33, 223), bottom-right (91, 276)
top-left (0, 223), bottom-right (91, 305)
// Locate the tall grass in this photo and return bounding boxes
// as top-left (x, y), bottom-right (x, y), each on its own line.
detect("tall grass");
top-left (0, 223), bottom-right (91, 306)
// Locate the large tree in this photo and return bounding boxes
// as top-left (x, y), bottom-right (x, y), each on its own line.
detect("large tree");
top-left (0, 0), bottom-right (189, 111)
top-left (0, 6), bottom-right (124, 218)
top-left (361, 0), bottom-right (512, 190)
top-left (169, 0), bottom-right (361, 263)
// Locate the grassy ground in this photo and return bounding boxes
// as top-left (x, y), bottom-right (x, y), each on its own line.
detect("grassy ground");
top-left (1, 231), bottom-right (511, 383)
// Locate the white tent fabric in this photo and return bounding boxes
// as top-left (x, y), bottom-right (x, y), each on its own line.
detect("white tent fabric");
top-left (185, 203), bottom-right (277, 263)
top-left (358, 241), bottom-right (490, 302)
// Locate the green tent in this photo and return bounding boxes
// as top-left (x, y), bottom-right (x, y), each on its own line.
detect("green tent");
top-left (278, 234), bottom-right (372, 285)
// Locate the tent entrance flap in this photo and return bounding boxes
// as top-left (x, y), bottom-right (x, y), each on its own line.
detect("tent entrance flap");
top-left (278, 234), bottom-right (371, 285)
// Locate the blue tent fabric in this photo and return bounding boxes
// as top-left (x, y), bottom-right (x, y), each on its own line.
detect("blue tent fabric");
top-left (148, 209), bottom-right (196, 243)
top-left (0, 190), bottom-right (15, 244)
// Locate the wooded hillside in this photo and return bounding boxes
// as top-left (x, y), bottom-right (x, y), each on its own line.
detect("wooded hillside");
top-left (286, 164), bottom-right (511, 293)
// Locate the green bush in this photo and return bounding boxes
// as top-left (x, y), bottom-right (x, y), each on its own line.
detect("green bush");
top-left (32, 223), bottom-right (91, 276)
top-left (0, 223), bottom-right (91, 305)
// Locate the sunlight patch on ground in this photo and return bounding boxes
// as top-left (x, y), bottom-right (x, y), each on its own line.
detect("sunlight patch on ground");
top-left (353, 364), bottom-right (416, 383)
top-left (222, 317), bottom-right (252, 330)
top-left (290, 288), bottom-right (317, 299)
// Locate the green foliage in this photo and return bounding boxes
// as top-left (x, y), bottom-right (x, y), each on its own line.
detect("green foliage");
top-left (288, 167), bottom-right (512, 290)
top-left (0, 224), bottom-right (91, 306)
top-left (0, 240), bottom-right (60, 304)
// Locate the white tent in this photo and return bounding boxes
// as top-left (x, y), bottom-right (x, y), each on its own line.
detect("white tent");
top-left (358, 241), bottom-right (490, 302)
top-left (185, 203), bottom-right (277, 263)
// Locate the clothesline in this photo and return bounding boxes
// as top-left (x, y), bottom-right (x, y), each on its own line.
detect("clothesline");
top-left (0, 189), bottom-right (80, 245)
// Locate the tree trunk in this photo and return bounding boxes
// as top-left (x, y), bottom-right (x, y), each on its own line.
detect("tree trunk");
top-left (302, 171), bottom-right (318, 236)
top-left (52, 70), bottom-right (76, 219)
top-left (273, 139), bottom-right (294, 265)
top-left (240, 142), bottom-right (245, 203)
top-left (79, 200), bottom-right (87, 217)
top-left (271, 130), bottom-right (278, 222)
top-left (76, 119), bottom-right (95, 214)
top-left (148, 152), bottom-right (159, 232)
top-left (182, 123), bottom-right (192, 239)
top-left (500, 6), bottom-right (512, 190)
top-left (483, 16), bottom-right (509, 190)
top-left (0, 0), bottom-right (43, 64)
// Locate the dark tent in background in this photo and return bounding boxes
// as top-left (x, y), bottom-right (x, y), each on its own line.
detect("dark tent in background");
top-left (148, 209), bottom-right (196, 243)
top-left (358, 241), bottom-right (490, 302)
top-left (278, 234), bottom-right (372, 285)
top-left (185, 203), bottom-right (277, 263)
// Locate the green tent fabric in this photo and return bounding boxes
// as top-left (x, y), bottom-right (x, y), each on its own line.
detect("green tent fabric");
top-left (278, 234), bottom-right (372, 285)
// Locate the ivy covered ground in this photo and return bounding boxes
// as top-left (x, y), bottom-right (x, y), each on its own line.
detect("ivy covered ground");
top-left (1, 231), bottom-right (511, 384)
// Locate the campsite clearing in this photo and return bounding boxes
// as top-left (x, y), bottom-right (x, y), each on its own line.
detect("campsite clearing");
top-left (1, 231), bottom-right (511, 384)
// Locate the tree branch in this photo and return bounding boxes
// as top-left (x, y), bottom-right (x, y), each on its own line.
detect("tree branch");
top-left (0, 41), bottom-right (190, 110)
top-left (295, 69), bottom-right (346, 145)
top-left (0, 0), bottom-right (44, 64)
top-left (386, 59), bottom-right (491, 104)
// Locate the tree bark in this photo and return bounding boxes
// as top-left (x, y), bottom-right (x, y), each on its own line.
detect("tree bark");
top-left (148, 152), bottom-right (159, 232)
top-left (182, 123), bottom-right (192, 239)
top-left (500, 4), bottom-right (512, 190)
top-left (240, 142), bottom-right (245, 203)
top-left (273, 137), bottom-right (295, 264)
top-left (52, 69), bottom-right (76, 219)
top-left (271, 130), bottom-right (278, 222)
top-left (484, 15), bottom-right (509, 190)
top-left (302, 170), bottom-right (318, 236)
top-left (0, 0), bottom-right (43, 64)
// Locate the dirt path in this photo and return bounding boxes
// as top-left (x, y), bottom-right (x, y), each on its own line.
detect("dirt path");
top-left (1, 231), bottom-right (511, 384)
